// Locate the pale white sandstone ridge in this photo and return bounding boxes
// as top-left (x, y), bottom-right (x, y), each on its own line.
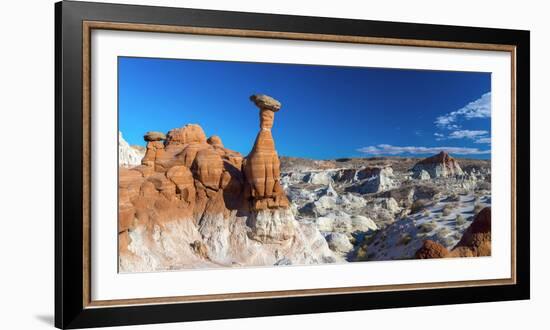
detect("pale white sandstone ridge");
top-left (119, 210), bottom-right (337, 272)
top-left (326, 232), bottom-right (354, 254)
top-left (354, 166), bottom-right (396, 193)
top-left (119, 131), bottom-right (145, 167)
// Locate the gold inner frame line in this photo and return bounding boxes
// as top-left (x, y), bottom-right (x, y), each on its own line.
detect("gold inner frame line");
top-left (82, 20), bottom-right (517, 308)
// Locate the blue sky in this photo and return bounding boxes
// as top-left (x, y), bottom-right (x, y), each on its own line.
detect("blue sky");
top-left (119, 57), bottom-right (491, 160)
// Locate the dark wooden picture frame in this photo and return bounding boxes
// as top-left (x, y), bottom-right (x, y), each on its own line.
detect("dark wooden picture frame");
top-left (55, 0), bottom-right (530, 328)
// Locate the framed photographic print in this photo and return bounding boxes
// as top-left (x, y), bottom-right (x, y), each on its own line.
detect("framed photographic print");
top-left (55, 0), bottom-right (530, 328)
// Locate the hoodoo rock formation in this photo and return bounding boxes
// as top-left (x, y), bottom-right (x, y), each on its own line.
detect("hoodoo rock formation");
top-left (141, 131), bottom-right (166, 169)
top-left (118, 94), bottom-right (335, 272)
top-left (243, 94), bottom-right (290, 211)
top-left (412, 151), bottom-right (463, 179)
top-left (415, 207), bottom-right (492, 259)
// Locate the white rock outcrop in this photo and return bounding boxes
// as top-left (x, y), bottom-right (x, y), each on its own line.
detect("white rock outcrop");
top-left (325, 232), bottom-right (354, 254)
top-left (119, 131), bottom-right (145, 167)
top-left (121, 210), bottom-right (338, 272)
top-left (414, 169), bottom-right (431, 180)
top-left (354, 166), bottom-right (396, 193)
top-left (304, 170), bottom-right (334, 185)
top-left (314, 211), bottom-right (377, 233)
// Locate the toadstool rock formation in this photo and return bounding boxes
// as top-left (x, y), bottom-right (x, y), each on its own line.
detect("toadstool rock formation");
top-left (118, 94), bottom-right (336, 272)
top-left (141, 131), bottom-right (166, 169)
top-left (243, 94), bottom-right (290, 211)
top-left (412, 151), bottom-right (463, 179)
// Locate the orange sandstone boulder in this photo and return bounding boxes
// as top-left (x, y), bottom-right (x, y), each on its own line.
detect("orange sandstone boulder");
top-left (415, 240), bottom-right (449, 259)
top-left (166, 165), bottom-right (196, 205)
top-left (207, 135), bottom-right (223, 147)
top-left (146, 173), bottom-right (177, 199)
top-left (133, 164), bottom-right (155, 177)
top-left (175, 143), bottom-right (209, 168)
top-left (165, 124), bottom-right (207, 145)
top-left (142, 141), bottom-right (165, 168)
top-left (192, 148), bottom-right (224, 190)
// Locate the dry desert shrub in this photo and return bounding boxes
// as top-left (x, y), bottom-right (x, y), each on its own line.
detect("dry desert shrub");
top-left (474, 203), bottom-right (485, 215)
top-left (442, 202), bottom-right (459, 216)
top-left (446, 193), bottom-right (461, 202)
top-left (455, 214), bottom-right (466, 226)
top-left (476, 181), bottom-right (491, 191)
top-left (418, 221), bottom-right (437, 233)
top-left (411, 199), bottom-right (430, 214)
top-left (398, 234), bottom-right (412, 246)
top-left (355, 244), bottom-right (368, 261)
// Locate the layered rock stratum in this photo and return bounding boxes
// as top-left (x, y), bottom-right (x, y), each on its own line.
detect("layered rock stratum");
top-left (119, 95), bottom-right (336, 272)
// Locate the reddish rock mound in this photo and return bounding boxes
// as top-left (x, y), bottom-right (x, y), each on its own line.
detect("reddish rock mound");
top-left (414, 207), bottom-right (491, 259)
top-left (451, 207), bottom-right (491, 257)
top-left (119, 122), bottom-right (246, 235)
top-left (415, 240), bottom-right (449, 259)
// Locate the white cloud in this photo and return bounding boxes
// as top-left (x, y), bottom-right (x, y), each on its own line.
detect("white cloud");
top-left (434, 132), bottom-right (445, 141)
top-left (357, 144), bottom-right (491, 155)
top-left (448, 130), bottom-right (488, 140)
top-left (474, 137), bottom-right (491, 144)
top-left (435, 92), bottom-right (491, 129)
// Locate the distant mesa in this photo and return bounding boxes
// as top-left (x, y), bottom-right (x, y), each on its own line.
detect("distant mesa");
top-left (412, 151), bottom-right (463, 179)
